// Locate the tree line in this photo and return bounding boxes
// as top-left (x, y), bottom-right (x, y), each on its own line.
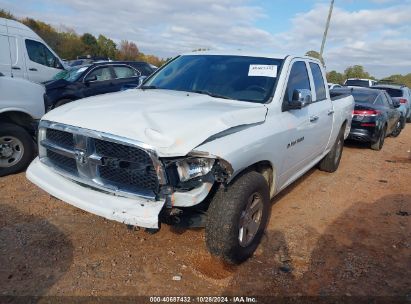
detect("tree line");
top-left (0, 9), bottom-right (169, 66)
top-left (1, 9), bottom-right (410, 86)
top-left (305, 50), bottom-right (411, 87)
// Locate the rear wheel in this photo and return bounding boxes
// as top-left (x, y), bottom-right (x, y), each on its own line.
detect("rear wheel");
top-left (319, 126), bottom-right (345, 173)
top-left (205, 171), bottom-right (270, 264)
top-left (406, 111), bottom-right (411, 123)
top-left (371, 125), bottom-right (386, 151)
top-left (390, 117), bottom-right (403, 138)
top-left (0, 123), bottom-right (36, 177)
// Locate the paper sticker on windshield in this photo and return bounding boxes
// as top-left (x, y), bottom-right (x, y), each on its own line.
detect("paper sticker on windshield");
top-left (248, 65), bottom-right (277, 77)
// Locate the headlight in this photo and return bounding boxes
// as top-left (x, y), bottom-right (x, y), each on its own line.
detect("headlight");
top-left (176, 158), bottom-right (215, 182)
top-left (37, 126), bottom-right (47, 159)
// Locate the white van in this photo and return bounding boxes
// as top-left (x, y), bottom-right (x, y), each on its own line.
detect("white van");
top-left (0, 17), bottom-right (65, 83)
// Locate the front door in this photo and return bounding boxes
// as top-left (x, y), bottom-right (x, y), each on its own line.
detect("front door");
top-left (278, 60), bottom-right (318, 186)
top-left (83, 66), bottom-right (116, 97)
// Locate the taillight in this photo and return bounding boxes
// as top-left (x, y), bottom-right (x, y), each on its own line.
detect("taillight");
top-left (399, 98), bottom-right (407, 104)
top-left (353, 109), bottom-right (380, 116)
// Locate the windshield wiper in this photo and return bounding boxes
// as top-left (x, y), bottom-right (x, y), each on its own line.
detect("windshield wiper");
top-left (140, 85), bottom-right (158, 90)
top-left (191, 90), bottom-right (232, 100)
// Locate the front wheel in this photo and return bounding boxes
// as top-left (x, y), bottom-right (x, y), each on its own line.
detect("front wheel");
top-left (205, 171), bottom-right (270, 264)
top-left (0, 123), bottom-right (36, 177)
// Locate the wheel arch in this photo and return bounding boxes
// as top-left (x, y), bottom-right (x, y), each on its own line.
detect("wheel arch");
top-left (229, 160), bottom-right (277, 199)
top-left (0, 110), bottom-right (36, 132)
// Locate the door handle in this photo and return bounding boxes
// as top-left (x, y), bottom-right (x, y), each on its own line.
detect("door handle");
top-left (310, 115), bottom-right (319, 123)
top-left (328, 109), bottom-right (335, 115)
top-left (12, 66), bottom-right (21, 70)
top-left (29, 68), bottom-right (38, 71)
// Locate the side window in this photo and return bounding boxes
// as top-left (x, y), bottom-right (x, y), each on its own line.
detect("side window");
top-left (309, 63), bottom-right (327, 101)
top-left (383, 93), bottom-right (393, 107)
top-left (284, 61), bottom-right (311, 103)
top-left (113, 66), bottom-right (139, 79)
top-left (25, 39), bottom-right (58, 68)
top-left (374, 94), bottom-right (385, 106)
top-left (85, 67), bottom-right (113, 82)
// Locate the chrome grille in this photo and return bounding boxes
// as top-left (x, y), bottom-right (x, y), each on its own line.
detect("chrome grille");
top-left (47, 150), bottom-right (77, 173)
top-left (46, 129), bottom-right (74, 148)
top-left (39, 124), bottom-right (163, 199)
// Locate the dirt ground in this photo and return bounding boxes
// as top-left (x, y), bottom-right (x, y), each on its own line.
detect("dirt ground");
top-left (0, 126), bottom-right (410, 300)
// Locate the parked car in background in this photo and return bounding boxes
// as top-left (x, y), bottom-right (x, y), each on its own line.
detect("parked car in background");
top-left (0, 17), bottom-right (66, 83)
top-left (331, 87), bottom-right (401, 150)
top-left (344, 78), bottom-right (377, 88)
top-left (328, 83), bottom-right (342, 89)
top-left (371, 84), bottom-right (411, 124)
top-left (44, 61), bottom-right (155, 111)
top-left (0, 74), bottom-right (45, 176)
top-left (27, 52), bottom-right (354, 264)
top-left (67, 56), bottom-right (110, 67)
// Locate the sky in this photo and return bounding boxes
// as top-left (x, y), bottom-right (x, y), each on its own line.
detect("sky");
top-left (1, 0), bottom-right (410, 78)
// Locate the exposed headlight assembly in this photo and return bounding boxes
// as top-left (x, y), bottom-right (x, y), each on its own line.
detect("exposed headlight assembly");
top-left (176, 158), bottom-right (215, 182)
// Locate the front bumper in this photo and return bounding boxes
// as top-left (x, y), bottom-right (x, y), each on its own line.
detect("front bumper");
top-left (26, 157), bottom-right (165, 228)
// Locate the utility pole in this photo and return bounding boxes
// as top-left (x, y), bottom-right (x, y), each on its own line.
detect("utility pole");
top-left (320, 0), bottom-right (335, 58)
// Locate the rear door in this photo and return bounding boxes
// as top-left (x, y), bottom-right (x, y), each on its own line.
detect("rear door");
top-left (82, 66), bottom-right (116, 97)
top-left (307, 62), bottom-right (334, 155)
top-left (382, 92), bottom-right (400, 132)
top-left (111, 65), bottom-right (140, 91)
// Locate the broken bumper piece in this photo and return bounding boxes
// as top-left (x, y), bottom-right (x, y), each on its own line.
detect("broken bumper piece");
top-left (26, 157), bottom-right (165, 228)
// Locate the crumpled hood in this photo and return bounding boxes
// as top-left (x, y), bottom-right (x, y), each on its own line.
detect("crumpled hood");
top-left (42, 89), bottom-right (267, 156)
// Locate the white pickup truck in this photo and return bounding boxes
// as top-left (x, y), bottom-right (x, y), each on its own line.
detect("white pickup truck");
top-left (27, 52), bottom-right (354, 263)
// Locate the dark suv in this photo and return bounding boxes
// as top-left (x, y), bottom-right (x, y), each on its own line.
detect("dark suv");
top-left (44, 61), bottom-right (155, 111)
top-left (372, 84), bottom-right (411, 124)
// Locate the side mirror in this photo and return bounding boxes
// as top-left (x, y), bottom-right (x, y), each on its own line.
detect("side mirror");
top-left (55, 60), bottom-right (64, 70)
top-left (287, 89), bottom-right (312, 110)
top-left (84, 75), bottom-right (97, 84)
top-left (138, 76), bottom-right (148, 88)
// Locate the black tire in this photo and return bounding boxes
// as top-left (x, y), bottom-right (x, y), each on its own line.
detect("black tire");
top-left (205, 171), bottom-right (270, 264)
top-left (318, 125), bottom-right (345, 173)
top-left (0, 123), bottom-right (36, 177)
top-left (390, 117), bottom-right (403, 138)
top-left (54, 99), bottom-right (72, 108)
top-left (371, 125), bottom-right (386, 151)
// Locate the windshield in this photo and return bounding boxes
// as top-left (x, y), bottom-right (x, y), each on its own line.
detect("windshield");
top-left (345, 79), bottom-right (370, 87)
top-left (54, 66), bottom-right (89, 82)
top-left (144, 55), bottom-right (283, 103)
